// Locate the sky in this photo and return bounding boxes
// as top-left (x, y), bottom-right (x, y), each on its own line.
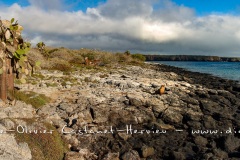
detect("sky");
top-left (0, 0), bottom-right (240, 57)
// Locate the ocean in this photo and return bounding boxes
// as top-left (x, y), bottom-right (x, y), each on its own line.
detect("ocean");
top-left (152, 61), bottom-right (240, 82)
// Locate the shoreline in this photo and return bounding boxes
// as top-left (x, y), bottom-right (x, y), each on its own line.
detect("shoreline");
top-left (146, 62), bottom-right (240, 95)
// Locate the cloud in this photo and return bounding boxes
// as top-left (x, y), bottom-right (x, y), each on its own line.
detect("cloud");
top-left (97, 0), bottom-right (154, 19)
top-left (27, 0), bottom-right (74, 10)
top-left (1, 0), bottom-right (240, 56)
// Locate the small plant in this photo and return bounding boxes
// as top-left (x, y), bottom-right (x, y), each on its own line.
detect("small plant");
top-left (84, 52), bottom-right (95, 60)
top-left (46, 82), bottom-right (58, 87)
top-left (124, 50), bottom-right (131, 56)
top-left (32, 73), bottom-right (45, 79)
top-left (37, 42), bottom-right (49, 58)
top-left (51, 60), bottom-right (71, 71)
top-left (99, 74), bottom-right (109, 78)
top-left (13, 90), bottom-right (51, 109)
top-left (47, 48), bottom-right (59, 54)
top-left (131, 53), bottom-right (146, 61)
top-left (15, 120), bottom-right (68, 160)
top-left (36, 42), bottom-right (45, 52)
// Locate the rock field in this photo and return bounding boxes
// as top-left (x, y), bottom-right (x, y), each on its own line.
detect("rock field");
top-left (1, 63), bottom-right (240, 160)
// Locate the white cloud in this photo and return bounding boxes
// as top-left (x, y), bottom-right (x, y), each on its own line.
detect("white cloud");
top-left (1, 0), bottom-right (240, 56)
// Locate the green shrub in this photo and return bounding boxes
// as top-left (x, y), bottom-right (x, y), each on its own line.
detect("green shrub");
top-left (48, 58), bottom-right (72, 71)
top-left (69, 55), bottom-right (84, 64)
top-left (115, 53), bottom-right (132, 63)
top-left (14, 90), bottom-right (51, 109)
top-left (15, 121), bottom-right (68, 160)
top-left (131, 53), bottom-right (146, 61)
top-left (83, 52), bottom-right (95, 60)
top-left (124, 50), bottom-right (131, 56)
top-left (49, 48), bottom-right (75, 61)
top-left (47, 48), bottom-right (59, 54)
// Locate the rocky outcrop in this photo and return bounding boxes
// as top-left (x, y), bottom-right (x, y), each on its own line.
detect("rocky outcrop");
top-left (1, 63), bottom-right (240, 159)
top-left (0, 101), bottom-right (34, 160)
top-left (0, 126), bottom-right (32, 160)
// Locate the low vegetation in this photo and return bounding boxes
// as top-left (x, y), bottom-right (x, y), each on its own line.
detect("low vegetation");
top-left (13, 90), bottom-right (51, 109)
top-left (131, 53), bottom-right (146, 61)
top-left (27, 46), bottom-right (146, 73)
top-left (15, 119), bottom-right (68, 160)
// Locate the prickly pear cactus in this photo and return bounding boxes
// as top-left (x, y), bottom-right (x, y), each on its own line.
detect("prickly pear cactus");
top-left (0, 18), bottom-right (35, 81)
top-left (0, 18), bottom-right (38, 101)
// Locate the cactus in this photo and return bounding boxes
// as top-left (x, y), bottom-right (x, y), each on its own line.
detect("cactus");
top-left (0, 18), bottom-right (38, 102)
top-left (37, 41), bottom-right (49, 58)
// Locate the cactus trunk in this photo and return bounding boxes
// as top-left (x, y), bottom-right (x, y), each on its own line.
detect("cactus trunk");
top-left (7, 58), bottom-right (14, 100)
top-left (0, 58), bottom-right (14, 102)
top-left (0, 60), bottom-right (7, 101)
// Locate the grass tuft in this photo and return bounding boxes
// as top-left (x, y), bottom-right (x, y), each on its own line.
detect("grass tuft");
top-left (15, 120), bottom-right (69, 160)
top-left (14, 90), bottom-right (51, 109)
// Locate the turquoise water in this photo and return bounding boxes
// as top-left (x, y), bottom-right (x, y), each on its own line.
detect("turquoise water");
top-left (153, 61), bottom-right (240, 82)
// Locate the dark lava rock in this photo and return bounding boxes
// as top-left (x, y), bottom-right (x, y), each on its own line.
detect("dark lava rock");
top-left (208, 89), bottom-right (218, 95)
top-left (200, 100), bottom-right (220, 114)
top-left (175, 142), bottom-right (197, 159)
top-left (194, 136), bottom-right (208, 147)
top-left (233, 84), bottom-right (240, 92)
top-left (200, 100), bottom-right (234, 120)
top-left (210, 95), bottom-right (231, 107)
top-left (171, 151), bottom-right (186, 160)
top-left (223, 135), bottom-right (240, 152)
top-left (121, 150), bottom-right (141, 160)
top-left (203, 115), bottom-right (217, 129)
top-left (162, 109), bottom-right (183, 124)
top-left (180, 96), bottom-right (199, 105)
top-left (212, 149), bottom-right (228, 159)
top-left (195, 90), bottom-right (210, 98)
top-left (141, 145), bottom-right (155, 158)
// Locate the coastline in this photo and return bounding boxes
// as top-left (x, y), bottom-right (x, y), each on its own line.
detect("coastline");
top-left (0, 62), bottom-right (240, 159)
top-left (147, 62), bottom-right (240, 94)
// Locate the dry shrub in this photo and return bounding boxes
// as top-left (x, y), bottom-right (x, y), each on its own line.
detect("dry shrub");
top-left (98, 52), bottom-right (118, 65)
top-left (46, 47), bottom-right (59, 54)
top-left (30, 46), bottom-right (144, 71)
top-left (115, 53), bottom-right (133, 63)
top-left (74, 48), bottom-right (119, 65)
top-left (43, 57), bottom-right (71, 71)
top-left (131, 53), bottom-right (146, 61)
top-left (49, 47), bottom-right (75, 61)
top-left (69, 54), bottom-right (85, 64)
top-left (27, 48), bottom-right (45, 67)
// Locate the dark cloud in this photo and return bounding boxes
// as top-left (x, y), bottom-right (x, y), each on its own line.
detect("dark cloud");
top-left (28, 0), bottom-right (64, 10)
top-left (98, 0), bottom-right (153, 19)
top-left (1, 0), bottom-right (240, 57)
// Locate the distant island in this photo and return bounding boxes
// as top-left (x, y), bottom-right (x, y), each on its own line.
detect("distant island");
top-left (144, 55), bottom-right (240, 62)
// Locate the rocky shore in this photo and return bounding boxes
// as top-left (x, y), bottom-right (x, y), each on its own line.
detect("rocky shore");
top-left (1, 62), bottom-right (240, 160)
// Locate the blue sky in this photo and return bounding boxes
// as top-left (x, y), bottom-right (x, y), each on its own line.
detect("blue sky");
top-left (0, 0), bottom-right (107, 11)
top-left (1, 0), bottom-right (240, 56)
top-left (2, 0), bottom-right (240, 14)
top-left (174, 0), bottom-right (240, 15)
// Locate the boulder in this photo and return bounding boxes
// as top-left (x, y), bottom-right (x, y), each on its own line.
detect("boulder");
top-left (121, 150), bottom-right (140, 160)
top-left (141, 145), bottom-right (155, 158)
top-left (0, 125), bottom-right (32, 160)
top-left (103, 152), bottom-right (119, 160)
top-left (127, 93), bottom-right (146, 107)
top-left (223, 135), bottom-right (240, 152)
